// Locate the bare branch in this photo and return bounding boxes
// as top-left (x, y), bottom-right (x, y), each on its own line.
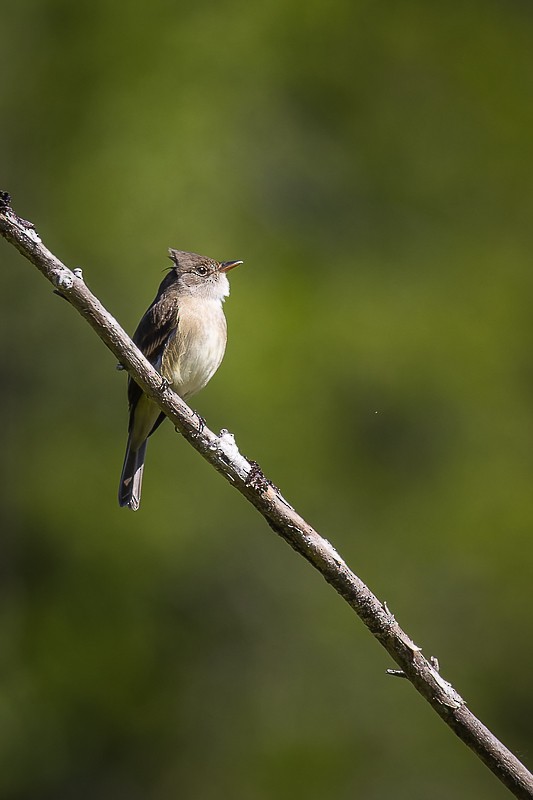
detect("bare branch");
top-left (1, 192), bottom-right (532, 799)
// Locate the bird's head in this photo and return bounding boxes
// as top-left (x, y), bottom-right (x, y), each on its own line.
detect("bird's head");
top-left (167, 249), bottom-right (243, 301)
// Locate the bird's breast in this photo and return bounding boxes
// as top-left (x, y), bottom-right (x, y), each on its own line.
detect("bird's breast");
top-left (161, 298), bottom-right (228, 400)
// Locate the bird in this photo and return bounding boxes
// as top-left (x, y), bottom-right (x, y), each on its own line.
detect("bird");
top-left (118, 248), bottom-right (243, 511)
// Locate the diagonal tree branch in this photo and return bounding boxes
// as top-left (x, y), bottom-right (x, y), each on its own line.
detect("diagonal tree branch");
top-left (1, 191), bottom-right (532, 799)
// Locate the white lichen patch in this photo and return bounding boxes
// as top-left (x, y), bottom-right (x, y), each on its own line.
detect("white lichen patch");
top-left (217, 429), bottom-right (250, 477)
top-left (55, 270), bottom-right (74, 290)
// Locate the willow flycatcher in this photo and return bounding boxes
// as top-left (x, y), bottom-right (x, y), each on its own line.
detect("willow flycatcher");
top-left (119, 248), bottom-right (242, 511)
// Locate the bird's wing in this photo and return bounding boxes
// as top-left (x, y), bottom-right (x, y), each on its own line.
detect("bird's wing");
top-left (127, 292), bottom-right (179, 412)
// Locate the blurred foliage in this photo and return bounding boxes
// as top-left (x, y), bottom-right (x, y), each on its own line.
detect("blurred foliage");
top-left (1, 1), bottom-right (533, 797)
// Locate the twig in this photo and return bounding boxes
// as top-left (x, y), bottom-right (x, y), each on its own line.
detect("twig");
top-left (1, 192), bottom-right (532, 799)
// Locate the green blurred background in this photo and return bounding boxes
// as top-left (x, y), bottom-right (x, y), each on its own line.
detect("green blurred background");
top-left (1, 1), bottom-right (533, 797)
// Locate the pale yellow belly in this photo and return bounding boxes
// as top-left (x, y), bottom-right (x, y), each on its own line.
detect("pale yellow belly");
top-left (161, 300), bottom-right (227, 400)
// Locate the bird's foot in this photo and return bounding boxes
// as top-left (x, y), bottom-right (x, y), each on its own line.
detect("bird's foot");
top-left (191, 410), bottom-right (206, 437)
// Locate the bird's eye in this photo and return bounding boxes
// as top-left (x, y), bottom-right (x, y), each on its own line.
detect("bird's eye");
top-left (196, 266), bottom-right (208, 276)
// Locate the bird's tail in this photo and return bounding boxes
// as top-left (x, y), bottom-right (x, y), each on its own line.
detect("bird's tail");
top-left (118, 437), bottom-right (148, 511)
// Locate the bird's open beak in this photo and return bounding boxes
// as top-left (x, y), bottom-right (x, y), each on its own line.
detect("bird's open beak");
top-left (219, 260), bottom-right (243, 273)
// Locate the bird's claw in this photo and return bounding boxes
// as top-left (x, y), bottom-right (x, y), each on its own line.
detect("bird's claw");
top-left (191, 410), bottom-right (206, 437)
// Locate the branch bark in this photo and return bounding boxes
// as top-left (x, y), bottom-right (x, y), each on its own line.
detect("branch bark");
top-left (1, 192), bottom-right (532, 799)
